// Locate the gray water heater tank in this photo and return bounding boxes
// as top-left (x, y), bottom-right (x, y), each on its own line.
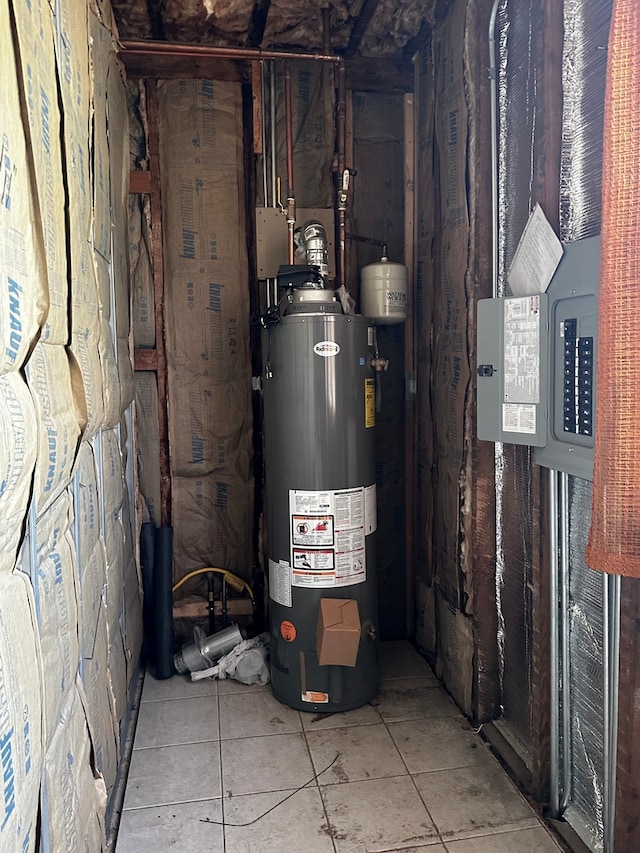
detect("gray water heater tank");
top-left (262, 311), bottom-right (379, 712)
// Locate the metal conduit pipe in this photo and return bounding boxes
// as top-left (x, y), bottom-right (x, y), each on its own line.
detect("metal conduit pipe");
top-left (488, 0), bottom-right (500, 299)
top-left (607, 574), bottom-right (620, 853)
top-left (549, 471), bottom-right (561, 817)
top-left (269, 62), bottom-right (278, 305)
top-left (603, 570), bottom-right (611, 847)
top-left (336, 62), bottom-right (347, 288)
top-left (120, 39), bottom-right (342, 64)
top-left (283, 61), bottom-right (296, 264)
top-left (260, 60), bottom-right (268, 208)
top-left (560, 472), bottom-right (571, 811)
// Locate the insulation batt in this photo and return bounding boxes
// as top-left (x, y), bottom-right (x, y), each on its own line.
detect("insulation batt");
top-left (112, 0), bottom-right (434, 56)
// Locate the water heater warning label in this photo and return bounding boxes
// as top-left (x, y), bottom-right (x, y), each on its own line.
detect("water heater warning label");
top-left (365, 378), bottom-right (375, 428)
top-left (289, 488), bottom-right (367, 588)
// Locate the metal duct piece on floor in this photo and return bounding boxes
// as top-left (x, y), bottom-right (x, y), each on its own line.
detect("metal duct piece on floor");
top-left (173, 624), bottom-right (246, 674)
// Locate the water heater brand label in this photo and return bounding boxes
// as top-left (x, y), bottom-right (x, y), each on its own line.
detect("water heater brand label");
top-left (313, 341), bottom-right (340, 357)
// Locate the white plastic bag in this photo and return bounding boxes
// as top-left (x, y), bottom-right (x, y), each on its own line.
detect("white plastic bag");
top-left (191, 632), bottom-right (270, 685)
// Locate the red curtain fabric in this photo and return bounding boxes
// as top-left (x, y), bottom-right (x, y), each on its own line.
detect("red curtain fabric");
top-left (587, 0), bottom-right (640, 575)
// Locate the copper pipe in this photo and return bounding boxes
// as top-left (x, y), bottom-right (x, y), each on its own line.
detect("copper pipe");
top-left (336, 63), bottom-right (347, 288)
top-left (284, 62), bottom-right (296, 264)
top-left (120, 39), bottom-right (341, 64)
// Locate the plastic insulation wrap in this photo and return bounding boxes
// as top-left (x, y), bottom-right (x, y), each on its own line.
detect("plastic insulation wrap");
top-left (497, 0), bottom-right (537, 297)
top-left (587, 0), bottom-right (640, 577)
top-left (565, 477), bottom-right (605, 850)
top-left (559, 0), bottom-right (612, 242)
top-left (494, 0), bottom-right (537, 746)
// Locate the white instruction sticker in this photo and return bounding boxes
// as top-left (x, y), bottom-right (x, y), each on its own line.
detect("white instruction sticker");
top-left (269, 558), bottom-right (292, 607)
top-left (502, 403), bottom-right (537, 434)
top-left (503, 296), bottom-right (541, 404)
top-left (289, 488), bottom-right (367, 588)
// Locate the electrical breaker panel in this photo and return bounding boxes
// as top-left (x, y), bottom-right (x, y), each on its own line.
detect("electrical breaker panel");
top-left (533, 236), bottom-right (599, 480)
top-left (476, 236), bottom-right (599, 480)
top-left (477, 293), bottom-right (549, 447)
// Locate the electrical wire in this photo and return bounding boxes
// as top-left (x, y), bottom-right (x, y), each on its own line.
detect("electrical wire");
top-left (198, 753), bottom-right (341, 828)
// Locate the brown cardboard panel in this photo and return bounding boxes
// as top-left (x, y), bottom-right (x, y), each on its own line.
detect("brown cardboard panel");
top-left (90, 11), bottom-right (112, 264)
top-left (255, 207), bottom-right (336, 280)
top-left (436, 588), bottom-right (473, 718)
top-left (167, 370), bottom-right (253, 478)
top-left (432, 459), bottom-right (464, 609)
top-left (101, 428), bottom-right (125, 518)
top-left (122, 549), bottom-right (144, 690)
top-left (80, 540), bottom-right (108, 667)
top-left (428, 0), bottom-right (472, 607)
top-left (56, 1), bottom-right (92, 243)
top-left (104, 513), bottom-right (125, 639)
top-left (129, 194), bottom-right (156, 349)
top-left (157, 79), bottom-right (254, 580)
top-left (35, 491), bottom-right (80, 748)
top-left (107, 628), bottom-right (128, 726)
top-left (316, 598), bottom-right (361, 667)
top-left (43, 686), bottom-right (106, 851)
top-left (83, 600), bottom-right (119, 795)
top-left (415, 580), bottom-right (437, 655)
top-left (26, 343), bottom-right (82, 516)
top-left (70, 240), bottom-right (106, 439)
top-left (172, 473), bottom-right (254, 582)
top-left (0, 572), bottom-right (43, 852)
top-left (164, 269), bottom-right (251, 375)
top-left (0, 372), bottom-right (38, 574)
top-left (107, 49), bottom-right (132, 343)
top-left (14, 0), bottom-right (68, 345)
top-left (434, 0), bottom-right (469, 235)
top-left (0, 5), bottom-right (48, 375)
top-left (134, 372), bottom-right (162, 525)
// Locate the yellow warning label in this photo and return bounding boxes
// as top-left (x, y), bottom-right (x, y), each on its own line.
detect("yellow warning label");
top-left (364, 378), bottom-right (375, 428)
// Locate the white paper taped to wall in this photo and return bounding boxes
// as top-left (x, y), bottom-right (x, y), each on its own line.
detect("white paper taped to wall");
top-left (508, 204), bottom-right (563, 297)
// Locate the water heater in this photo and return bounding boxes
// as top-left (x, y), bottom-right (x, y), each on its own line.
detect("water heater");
top-left (262, 297), bottom-right (379, 712)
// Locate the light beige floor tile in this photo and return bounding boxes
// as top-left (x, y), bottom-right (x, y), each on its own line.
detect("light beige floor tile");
top-left (217, 676), bottom-right (266, 695)
top-left (307, 722), bottom-right (407, 785)
top-left (321, 776), bottom-right (439, 852)
top-left (445, 825), bottom-right (562, 851)
top-left (389, 716), bottom-right (489, 773)
top-left (141, 671), bottom-right (218, 703)
top-left (374, 678), bottom-right (462, 723)
top-left (219, 689), bottom-right (302, 739)
top-left (223, 787), bottom-right (336, 853)
top-left (380, 641), bottom-right (438, 683)
top-left (221, 731), bottom-right (315, 796)
top-left (301, 701), bottom-right (382, 731)
top-left (115, 800), bottom-right (224, 852)
top-left (413, 758), bottom-right (539, 841)
top-left (133, 696), bottom-right (219, 749)
top-left (122, 742), bottom-right (222, 810)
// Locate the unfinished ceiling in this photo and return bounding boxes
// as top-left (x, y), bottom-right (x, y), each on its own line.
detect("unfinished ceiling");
top-left (111, 0), bottom-right (439, 59)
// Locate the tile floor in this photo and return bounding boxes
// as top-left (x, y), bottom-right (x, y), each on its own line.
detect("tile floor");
top-left (115, 641), bottom-right (562, 853)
